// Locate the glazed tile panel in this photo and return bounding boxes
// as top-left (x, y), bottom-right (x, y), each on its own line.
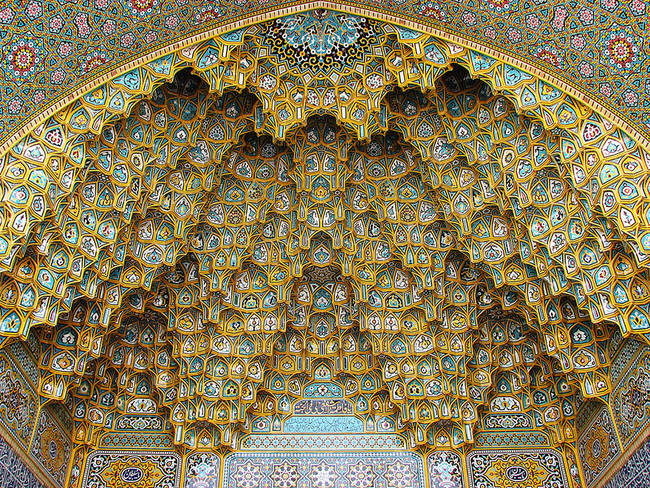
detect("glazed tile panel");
top-left (222, 451), bottom-right (426, 488)
top-left (0, 436), bottom-right (46, 488)
top-left (240, 433), bottom-right (408, 450)
top-left (185, 452), bottom-right (221, 488)
top-left (427, 451), bottom-right (464, 488)
top-left (612, 348), bottom-right (650, 449)
top-left (467, 449), bottom-right (569, 488)
top-left (604, 437), bottom-right (650, 488)
top-left (577, 404), bottom-right (622, 487)
top-left (81, 450), bottom-right (182, 488)
top-left (0, 339), bottom-right (72, 488)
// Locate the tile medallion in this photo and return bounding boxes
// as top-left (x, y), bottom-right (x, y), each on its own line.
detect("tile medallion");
top-left (577, 404), bottom-right (622, 487)
top-left (29, 407), bottom-right (72, 487)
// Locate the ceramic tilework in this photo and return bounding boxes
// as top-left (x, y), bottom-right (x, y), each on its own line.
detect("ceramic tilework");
top-left (222, 451), bottom-right (426, 488)
top-left (240, 433), bottom-right (408, 450)
top-left (29, 408), bottom-right (73, 487)
top-left (0, 8), bottom-right (647, 458)
top-left (603, 436), bottom-right (650, 488)
top-left (283, 415), bottom-right (365, 433)
top-left (0, 0), bottom-right (649, 145)
top-left (427, 451), bottom-right (464, 488)
top-left (0, 6), bottom-right (647, 487)
top-left (0, 35), bottom-right (639, 454)
top-left (577, 403), bottom-right (622, 487)
top-left (474, 430), bottom-right (550, 448)
top-left (576, 400), bottom-right (604, 437)
top-left (81, 450), bottom-right (182, 488)
top-left (184, 452), bottom-right (221, 488)
top-left (0, 341), bottom-right (72, 488)
top-left (612, 349), bottom-right (650, 448)
top-left (467, 449), bottom-right (569, 488)
top-left (610, 336), bottom-right (643, 386)
top-left (98, 432), bottom-right (175, 449)
top-left (0, 353), bottom-right (37, 449)
top-left (0, 436), bottom-right (46, 488)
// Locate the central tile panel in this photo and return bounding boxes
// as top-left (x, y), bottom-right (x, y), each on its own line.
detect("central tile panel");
top-left (222, 451), bottom-right (426, 488)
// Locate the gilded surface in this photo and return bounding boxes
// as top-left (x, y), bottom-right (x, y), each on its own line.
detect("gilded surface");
top-left (0, 8), bottom-right (650, 488)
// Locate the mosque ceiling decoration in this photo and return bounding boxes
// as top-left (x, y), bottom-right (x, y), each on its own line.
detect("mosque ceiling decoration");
top-left (0, 9), bottom-right (649, 477)
top-left (0, 0), bottom-right (649, 150)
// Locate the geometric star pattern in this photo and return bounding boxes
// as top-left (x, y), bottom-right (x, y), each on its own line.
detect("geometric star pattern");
top-left (0, 11), bottom-right (649, 488)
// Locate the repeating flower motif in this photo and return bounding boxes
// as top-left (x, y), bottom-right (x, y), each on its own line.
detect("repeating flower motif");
top-left (310, 462), bottom-right (337, 488)
top-left (348, 462), bottom-right (376, 488)
top-left (49, 15), bottom-right (64, 33)
top-left (80, 50), bottom-right (112, 74)
top-left (386, 461), bottom-right (416, 488)
top-left (525, 14), bottom-right (540, 29)
top-left (579, 8), bottom-right (594, 24)
top-left (484, 0), bottom-right (519, 14)
top-left (234, 461), bottom-right (262, 488)
top-left (223, 455), bottom-right (424, 488)
top-left (50, 68), bottom-right (66, 85)
top-left (1, 14), bottom-right (650, 481)
top-left (5, 38), bottom-right (43, 80)
top-left (630, 0), bottom-right (647, 15)
top-left (533, 45), bottom-right (564, 68)
top-left (271, 462), bottom-right (299, 488)
top-left (74, 13), bottom-right (91, 38)
top-left (578, 61), bottom-right (594, 78)
top-left (0, 0), bottom-right (648, 149)
top-left (125, 0), bottom-right (160, 18)
top-left (601, 27), bottom-right (644, 70)
top-left (0, 7), bottom-right (14, 24)
top-left (416, 1), bottom-right (448, 21)
top-left (24, 0), bottom-right (43, 20)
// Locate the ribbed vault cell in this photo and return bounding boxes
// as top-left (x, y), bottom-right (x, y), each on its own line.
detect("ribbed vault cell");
top-left (2, 60), bottom-right (645, 479)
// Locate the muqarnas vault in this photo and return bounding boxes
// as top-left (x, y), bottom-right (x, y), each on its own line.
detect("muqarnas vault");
top-left (0, 6), bottom-right (650, 488)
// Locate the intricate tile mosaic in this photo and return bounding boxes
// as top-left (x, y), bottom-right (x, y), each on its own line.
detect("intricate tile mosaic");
top-left (222, 451), bottom-right (426, 488)
top-left (81, 450), bottom-right (182, 488)
top-left (0, 15), bottom-right (645, 454)
top-left (240, 433), bottom-right (408, 450)
top-left (0, 436), bottom-right (46, 488)
top-left (427, 451), bottom-right (464, 488)
top-left (29, 408), bottom-right (72, 487)
top-left (0, 6), bottom-right (648, 487)
top-left (0, 340), bottom-right (71, 488)
top-left (467, 449), bottom-right (569, 488)
top-left (577, 403), bottom-right (622, 487)
top-left (185, 452), bottom-right (221, 488)
top-left (474, 431), bottom-right (550, 448)
top-left (604, 436), bottom-right (650, 488)
top-left (609, 335), bottom-right (643, 387)
top-left (0, 355), bottom-right (37, 449)
top-left (0, 0), bottom-right (649, 146)
top-left (612, 350), bottom-right (650, 448)
top-left (98, 432), bottom-right (175, 449)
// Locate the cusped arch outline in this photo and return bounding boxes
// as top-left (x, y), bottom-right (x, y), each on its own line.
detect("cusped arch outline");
top-left (1, 1), bottom-right (649, 153)
top-left (4, 6), bottom-right (650, 276)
